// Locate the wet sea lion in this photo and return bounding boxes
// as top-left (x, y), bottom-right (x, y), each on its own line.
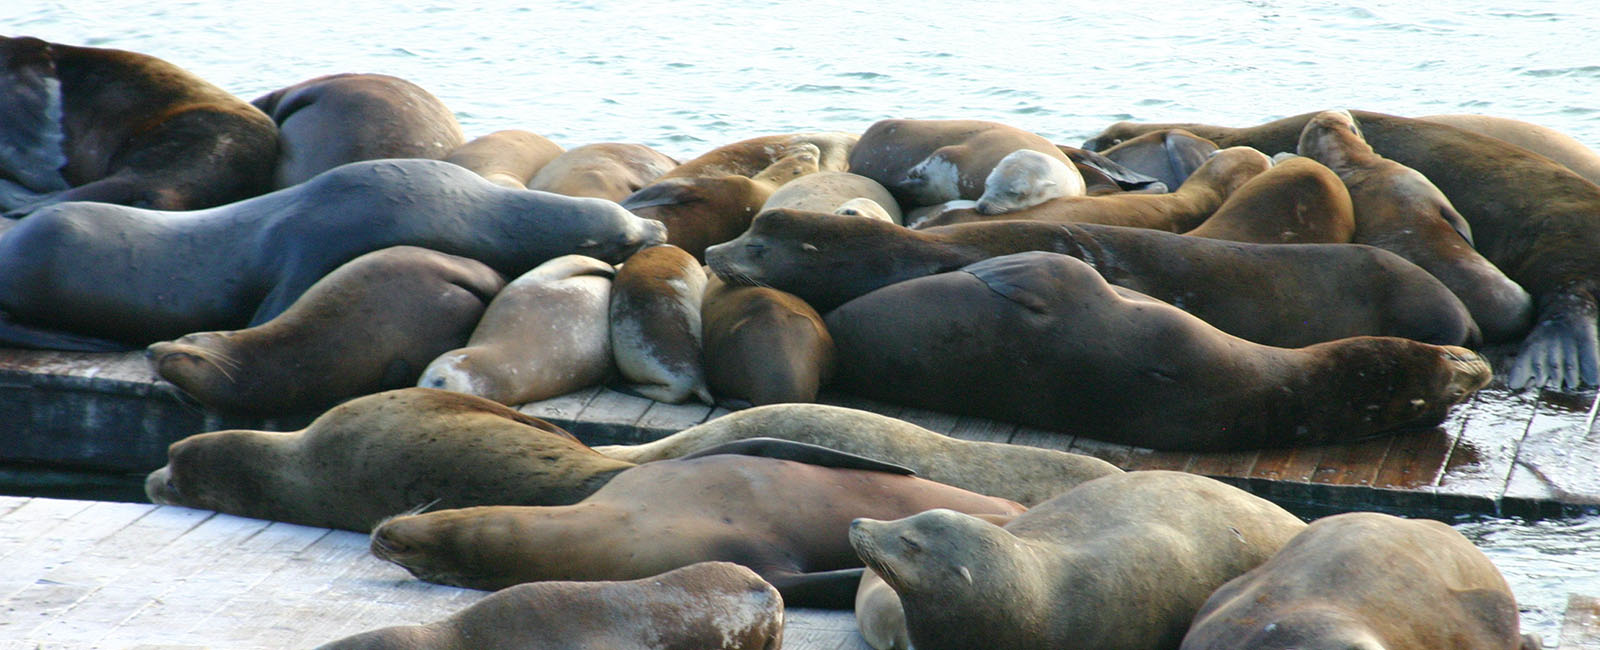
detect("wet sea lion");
top-left (847, 118), bottom-right (1079, 208)
top-left (1181, 512), bottom-right (1537, 650)
top-left (699, 275), bottom-right (835, 408)
top-left (1185, 154), bottom-right (1355, 243)
top-left (148, 246), bottom-right (504, 416)
top-left (443, 129), bottom-right (564, 189)
top-left (418, 255), bottom-right (615, 405)
top-left (610, 245), bottom-right (711, 404)
top-left (825, 251), bottom-right (1492, 450)
top-left (760, 170), bottom-right (903, 224)
top-left (252, 73), bottom-right (465, 188)
top-left (313, 562), bottom-right (785, 650)
top-left (0, 36), bottom-right (277, 215)
top-left (707, 209), bottom-right (1479, 348)
top-left (849, 470), bottom-right (1307, 650)
top-left (527, 142), bottom-right (679, 200)
top-left (623, 144), bottom-right (821, 259)
top-left (369, 453), bottom-right (1028, 608)
top-left (659, 131), bottom-right (856, 179)
top-left (0, 158), bottom-right (665, 348)
top-left (1084, 109), bottom-right (1600, 389)
top-left (1094, 128), bottom-right (1219, 191)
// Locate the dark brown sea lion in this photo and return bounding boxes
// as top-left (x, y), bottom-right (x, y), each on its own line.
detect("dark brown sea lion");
top-left (849, 470), bottom-right (1307, 650)
top-left (443, 129), bottom-right (564, 189)
top-left (610, 245), bottom-right (711, 404)
top-left (847, 118), bottom-right (1080, 208)
top-left (252, 73), bottom-right (466, 188)
top-left (658, 131), bottom-right (856, 179)
top-left (707, 209), bottom-right (1479, 348)
top-left (1181, 512), bottom-right (1538, 650)
top-left (1420, 113), bottom-right (1600, 186)
top-left (1084, 109), bottom-right (1600, 389)
top-left (312, 562), bottom-right (785, 650)
top-left (0, 159), bottom-right (665, 349)
top-left (825, 251), bottom-right (1491, 450)
top-left (1185, 154), bottom-right (1356, 243)
top-left (698, 275), bottom-right (835, 408)
top-left (526, 142), bottom-right (679, 200)
top-left (368, 453), bottom-right (1028, 608)
top-left (623, 144), bottom-right (820, 259)
top-left (1094, 128), bottom-right (1220, 191)
top-left (0, 36), bottom-right (277, 215)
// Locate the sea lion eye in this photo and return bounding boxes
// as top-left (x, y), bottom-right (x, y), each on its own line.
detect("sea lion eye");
top-left (899, 535), bottom-right (921, 552)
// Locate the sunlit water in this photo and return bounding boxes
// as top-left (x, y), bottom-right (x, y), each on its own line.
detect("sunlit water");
top-left (6, 0), bottom-right (1600, 644)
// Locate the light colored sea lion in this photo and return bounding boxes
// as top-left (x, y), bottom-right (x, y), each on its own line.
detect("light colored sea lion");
top-left (0, 159), bottom-right (666, 349)
top-left (148, 246), bottom-right (504, 416)
top-left (593, 402), bottom-right (1123, 507)
top-left (313, 562), bottom-right (785, 650)
top-left (610, 245), bottom-right (711, 404)
top-left (708, 209), bottom-right (1480, 348)
top-left (252, 73), bottom-right (466, 188)
top-left (848, 118), bottom-right (1079, 208)
top-left (368, 453), bottom-right (1028, 608)
top-left (145, 388), bottom-right (635, 532)
top-left (1092, 128), bottom-right (1220, 191)
top-left (833, 197), bottom-right (897, 223)
top-left (1083, 109), bottom-right (1600, 389)
top-left (1299, 109), bottom-right (1534, 343)
top-left (698, 275), bottom-right (835, 408)
top-left (1420, 113), bottom-right (1600, 186)
top-left (760, 170), bottom-right (903, 224)
top-left (849, 470), bottom-right (1307, 650)
top-left (826, 251), bottom-right (1492, 450)
top-left (910, 146), bottom-right (1270, 230)
top-left (418, 255), bottom-right (615, 405)
top-left (622, 144), bottom-right (821, 259)
top-left (0, 36), bottom-right (277, 215)
top-left (443, 129), bottom-right (564, 189)
top-left (1181, 512), bottom-right (1537, 650)
top-left (659, 131), bottom-right (856, 179)
top-left (1185, 154), bottom-right (1356, 243)
top-left (526, 142), bottom-right (679, 200)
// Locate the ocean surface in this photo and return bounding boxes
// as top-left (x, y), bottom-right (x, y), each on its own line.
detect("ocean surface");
top-left (5, 0), bottom-right (1599, 645)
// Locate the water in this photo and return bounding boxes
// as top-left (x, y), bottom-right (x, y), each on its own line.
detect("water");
top-left (6, 0), bottom-right (1600, 644)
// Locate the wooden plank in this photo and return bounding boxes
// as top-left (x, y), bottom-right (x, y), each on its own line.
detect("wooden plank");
top-left (1066, 436), bottom-right (1145, 469)
top-left (0, 501), bottom-right (155, 625)
top-left (1503, 390), bottom-right (1600, 518)
top-left (1187, 448), bottom-right (1260, 481)
top-left (515, 385), bottom-right (601, 424)
top-left (820, 391), bottom-right (903, 419)
top-left (1009, 427), bottom-right (1076, 453)
top-left (565, 388), bottom-right (655, 444)
top-left (1309, 435), bottom-right (1394, 488)
top-left (634, 399), bottom-right (715, 436)
top-left (1561, 594), bottom-right (1600, 650)
top-left (1119, 445), bottom-right (1194, 472)
top-left (1247, 443), bottom-right (1327, 506)
top-left (1437, 386), bottom-right (1538, 512)
top-left (0, 497), bottom-right (97, 563)
top-left (946, 416), bottom-right (1016, 444)
top-left (895, 407), bottom-right (959, 434)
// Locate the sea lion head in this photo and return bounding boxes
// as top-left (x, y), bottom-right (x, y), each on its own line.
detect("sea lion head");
top-left (566, 196), bottom-right (668, 262)
top-left (1296, 109), bottom-right (1369, 169)
top-left (145, 428), bottom-right (286, 516)
top-left (1183, 146), bottom-right (1273, 195)
top-left (147, 332), bottom-right (253, 408)
top-left (705, 208), bottom-right (915, 307)
top-left (975, 149), bottom-right (1085, 215)
top-left (370, 506), bottom-right (554, 591)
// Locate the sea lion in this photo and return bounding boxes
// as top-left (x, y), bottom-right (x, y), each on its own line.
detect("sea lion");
top-left (0, 36), bottom-right (277, 215)
top-left (1419, 113), bottom-right (1600, 186)
top-left (1056, 144), bottom-right (1170, 194)
top-left (592, 402), bottom-right (1123, 507)
top-left (368, 453), bottom-right (1028, 608)
top-left (1185, 154), bottom-right (1356, 243)
top-left (443, 129), bottom-right (565, 189)
top-left (847, 118), bottom-right (1080, 208)
top-left (1093, 128), bottom-right (1219, 191)
top-left (313, 562), bottom-right (785, 650)
top-left (833, 197), bottom-right (898, 223)
top-left (760, 170), bottom-right (903, 224)
top-left (698, 275), bottom-right (836, 408)
top-left (526, 142), bottom-right (679, 200)
top-left (971, 149), bottom-right (1086, 214)
top-left (659, 131), bottom-right (856, 179)
top-left (854, 512), bottom-right (1019, 650)
top-left (145, 388), bottom-right (635, 532)
top-left (1181, 512), bottom-right (1536, 650)
top-left (610, 245), bottom-right (711, 404)
top-left (252, 73), bottom-right (466, 188)
top-left (910, 146), bottom-right (1270, 230)
top-left (622, 144), bottom-right (821, 259)
top-left (707, 209), bottom-right (1479, 348)
top-left (418, 255), bottom-right (615, 406)
top-left (1299, 109), bottom-right (1534, 343)
top-left (148, 246), bottom-right (504, 416)
top-left (849, 470), bottom-right (1307, 650)
top-left (0, 158), bottom-right (666, 349)
top-left (1083, 109), bottom-right (1600, 389)
top-left (825, 251), bottom-right (1492, 450)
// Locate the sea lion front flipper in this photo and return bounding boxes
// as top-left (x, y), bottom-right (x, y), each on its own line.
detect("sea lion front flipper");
top-left (1064, 148), bottom-right (1166, 192)
top-left (765, 567), bottom-right (866, 609)
top-left (962, 253), bottom-right (1057, 314)
top-left (678, 437), bottom-right (915, 475)
top-left (0, 37), bottom-right (71, 197)
top-left (0, 308), bottom-right (138, 352)
top-left (619, 181), bottom-right (698, 211)
top-left (1507, 295), bottom-right (1600, 391)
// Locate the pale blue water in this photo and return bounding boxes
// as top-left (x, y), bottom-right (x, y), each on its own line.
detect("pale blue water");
top-left (6, 0), bottom-right (1600, 644)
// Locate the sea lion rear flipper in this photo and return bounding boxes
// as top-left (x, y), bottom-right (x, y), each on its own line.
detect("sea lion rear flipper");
top-left (0, 37), bottom-right (71, 196)
top-left (766, 568), bottom-right (865, 609)
top-left (1064, 148), bottom-right (1167, 192)
top-left (620, 182), bottom-right (697, 211)
top-left (678, 437), bottom-right (915, 475)
top-left (1165, 131), bottom-right (1216, 188)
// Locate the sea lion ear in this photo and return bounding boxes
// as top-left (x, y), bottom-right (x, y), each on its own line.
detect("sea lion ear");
top-left (958, 566), bottom-right (973, 584)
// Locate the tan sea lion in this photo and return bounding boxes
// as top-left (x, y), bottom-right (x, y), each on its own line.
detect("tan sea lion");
top-left (1298, 109), bottom-right (1534, 343)
top-left (847, 118), bottom-right (1079, 208)
top-left (418, 255), bottom-right (615, 405)
top-left (1420, 113), bottom-right (1600, 186)
top-left (1185, 154), bottom-right (1356, 243)
top-left (1094, 128), bottom-right (1220, 191)
top-left (849, 470), bottom-right (1307, 650)
top-left (313, 562), bottom-right (785, 650)
top-left (252, 73), bottom-right (466, 188)
top-left (526, 142), bottom-right (679, 200)
top-left (825, 251), bottom-right (1492, 450)
top-left (853, 511), bottom-right (1021, 650)
top-left (698, 275), bottom-right (835, 408)
top-left (148, 246), bottom-right (504, 416)
top-left (1181, 512), bottom-right (1537, 650)
top-left (833, 197), bottom-right (898, 222)
top-left (622, 144), bottom-right (821, 259)
top-left (610, 245), bottom-right (711, 404)
top-left (658, 131), bottom-right (856, 179)
top-left (443, 129), bottom-right (564, 189)
top-left (760, 170), bottom-right (903, 224)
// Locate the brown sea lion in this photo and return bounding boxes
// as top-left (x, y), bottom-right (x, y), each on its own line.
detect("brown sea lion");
top-left (760, 170), bottom-right (904, 224)
top-left (622, 144), bottom-right (821, 259)
top-left (0, 36), bottom-right (277, 215)
top-left (910, 146), bottom-right (1270, 230)
top-left (610, 245), bottom-right (711, 404)
top-left (1185, 154), bottom-right (1356, 243)
top-left (418, 255), bottom-right (615, 405)
top-left (312, 562), bottom-right (785, 650)
top-left (252, 73), bottom-right (466, 188)
top-left (1094, 128), bottom-right (1220, 191)
top-left (144, 388), bottom-right (634, 532)
top-left (825, 251), bottom-right (1491, 450)
top-left (849, 470), bottom-right (1307, 650)
top-left (1420, 113), bottom-right (1600, 186)
top-left (699, 275), bottom-right (836, 408)
top-left (1181, 512), bottom-right (1537, 650)
top-left (658, 131), bottom-right (856, 179)
top-left (847, 118), bottom-right (1080, 208)
top-left (526, 142), bottom-right (679, 200)
top-left (707, 209), bottom-right (1479, 348)
top-left (369, 452), bottom-right (1028, 608)
top-left (1083, 109), bottom-right (1600, 389)
top-left (443, 129), bottom-right (564, 189)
